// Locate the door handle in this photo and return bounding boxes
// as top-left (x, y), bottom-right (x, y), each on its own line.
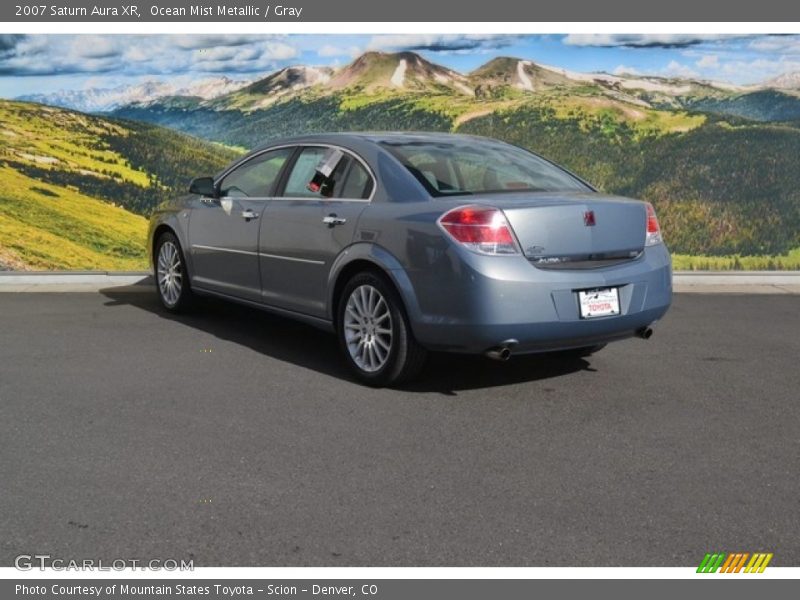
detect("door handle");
top-left (322, 214), bottom-right (347, 227)
top-left (241, 209), bottom-right (259, 220)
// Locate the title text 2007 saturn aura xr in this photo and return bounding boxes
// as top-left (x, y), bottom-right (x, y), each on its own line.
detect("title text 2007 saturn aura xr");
top-left (148, 133), bottom-right (672, 386)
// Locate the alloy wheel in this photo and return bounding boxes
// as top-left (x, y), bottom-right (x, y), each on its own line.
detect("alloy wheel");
top-left (343, 284), bottom-right (393, 372)
top-left (157, 240), bottom-right (183, 307)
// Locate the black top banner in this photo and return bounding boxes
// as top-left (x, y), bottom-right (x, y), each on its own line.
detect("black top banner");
top-left (2, 0), bottom-right (798, 22)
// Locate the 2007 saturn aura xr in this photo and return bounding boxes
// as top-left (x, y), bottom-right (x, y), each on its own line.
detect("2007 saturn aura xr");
top-left (148, 133), bottom-right (672, 386)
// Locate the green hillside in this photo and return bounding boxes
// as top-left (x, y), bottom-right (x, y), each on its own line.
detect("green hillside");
top-left (0, 100), bottom-right (239, 270)
top-left (687, 89), bottom-right (800, 122)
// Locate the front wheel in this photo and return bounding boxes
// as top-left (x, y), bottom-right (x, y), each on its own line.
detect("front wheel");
top-left (154, 231), bottom-right (193, 312)
top-left (337, 272), bottom-right (427, 387)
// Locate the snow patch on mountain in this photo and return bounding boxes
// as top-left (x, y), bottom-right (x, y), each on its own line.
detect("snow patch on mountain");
top-left (391, 59), bottom-right (407, 87)
top-left (516, 60), bottom-right (534, 91)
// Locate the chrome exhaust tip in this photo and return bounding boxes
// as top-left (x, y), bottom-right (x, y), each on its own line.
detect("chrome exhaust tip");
top-left (637, 326), bottom-right (654, 340)
top-left (485, 339), bottom-right (518, 361)
top-left (486, 347), bottom-right (512, 361)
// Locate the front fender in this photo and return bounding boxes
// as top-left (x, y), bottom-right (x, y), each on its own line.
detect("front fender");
top-left (326, 242), bottom-right (423, 328)
top-left (148, 208), bottom-right (194, 278)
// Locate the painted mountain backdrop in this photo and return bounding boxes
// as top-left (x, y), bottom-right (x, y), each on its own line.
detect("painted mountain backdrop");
top-left (4, 51), bottom-right (800, 270)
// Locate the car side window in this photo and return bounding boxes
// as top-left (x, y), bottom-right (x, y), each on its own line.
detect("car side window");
top-left (340, 160), bottom-right (374, 200)
top-left (282, 147), bottom-right (351, 199)
top-left (218, 148), bottom-right (293, 198)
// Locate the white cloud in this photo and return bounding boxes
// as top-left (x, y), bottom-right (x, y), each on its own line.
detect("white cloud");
top-left (662, 60), bottom-right (700, 79)
top-left (367, 34), bottom-right (516, 53)
top-left (748, 35), bottom-right (800, 54)
top-left (171, 35), bottom-right (271, 50)
top-left (696, 54), bottom-right (720, 69)
top-left (193, 46), bottom-right (243, 62)
top-left (259, 41), bottom-right (298, 61)
top-left (720, 57), bottom-right (800, 84)
top-left (0, 35), bottom-right (299, 77)
top-left (612, 64), bottom-right (640, 76)
top-left (125, 46), bottom-right (153, 63)
top-left (317, 44), bottom-right (362, 58)
top-left (70, 36), bottom-right (121, 59)
top-left (564, 34), bottom-right (740, 48)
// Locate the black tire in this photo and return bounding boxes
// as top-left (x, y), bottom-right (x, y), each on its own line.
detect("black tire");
top-left (154, 231), bottom-right (194, 312)
top-left (557, 343), bottom-right (607, 358)
top-left (337, 271), bottom-right (427, 387)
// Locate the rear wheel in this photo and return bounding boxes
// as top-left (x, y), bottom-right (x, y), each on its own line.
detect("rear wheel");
top-left (154, 231), bottom-right (193, 312)
top-left (337, 271), bottom-right (427, 387)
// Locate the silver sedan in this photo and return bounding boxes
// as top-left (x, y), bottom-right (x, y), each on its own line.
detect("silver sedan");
top-left (148, 133), bottom-right (672, 386)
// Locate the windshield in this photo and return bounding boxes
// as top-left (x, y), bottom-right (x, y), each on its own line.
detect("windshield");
top-left (381, 139), bottom-right (590, 197)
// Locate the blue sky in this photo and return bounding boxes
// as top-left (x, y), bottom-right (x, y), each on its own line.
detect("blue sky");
top-left (2, 34), bottom-right (800, 96)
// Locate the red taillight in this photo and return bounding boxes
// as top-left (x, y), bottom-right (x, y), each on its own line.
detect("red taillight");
top-left (438, 205), bottom-right (518, 255)
top-left (646, 203), bottom-right (660, 233)
top-left (645, 203), bottom-right (662, 246)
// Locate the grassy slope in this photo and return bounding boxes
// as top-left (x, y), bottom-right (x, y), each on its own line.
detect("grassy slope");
top-left (0, 100), bottom-right (239, 270)
top-left (672, 249), bottom-right (800, 271)
top-left (0, 166), bottom-right (147, 270)
top-left (0, 101), bottom-right (149, 269)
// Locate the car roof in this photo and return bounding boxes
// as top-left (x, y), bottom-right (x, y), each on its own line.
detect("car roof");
top-left (249, 131), bottom-right (498, 153)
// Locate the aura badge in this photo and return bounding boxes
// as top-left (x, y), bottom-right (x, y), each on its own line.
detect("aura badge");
top-left (697, 552), bottom-right (773, 573)
top-left (583, 210), bottom-right (596, 226)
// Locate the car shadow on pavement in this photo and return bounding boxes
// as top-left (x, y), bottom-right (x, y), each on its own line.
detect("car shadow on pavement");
top-left (100, 286), bottom-right (593, 394)
top-left (405, 352), bottom-right (593, 395)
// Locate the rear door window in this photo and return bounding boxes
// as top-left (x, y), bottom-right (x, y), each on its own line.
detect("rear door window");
top-left (282, 147), bottom-right (351, 199)
top-left (339, 160), bottom-right (374, 200)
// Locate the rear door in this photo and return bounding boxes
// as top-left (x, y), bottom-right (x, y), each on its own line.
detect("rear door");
top-left (258, 146), bottom-right (374, 318)
top-left (189, 148), bottom-right (293, 301)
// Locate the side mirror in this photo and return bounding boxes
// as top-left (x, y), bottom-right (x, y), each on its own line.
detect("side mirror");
top-left (189, 176), bottom-right (216, 197)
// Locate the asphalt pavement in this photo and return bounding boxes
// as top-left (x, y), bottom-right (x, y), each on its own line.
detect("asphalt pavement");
top-left (0, 290), bottom-right (798, 566)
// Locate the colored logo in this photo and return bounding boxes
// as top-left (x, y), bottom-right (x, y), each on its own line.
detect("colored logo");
top-left (583, 210), bottom-right (596, 226)
top-left (697, 552), bottom-right (773, 573)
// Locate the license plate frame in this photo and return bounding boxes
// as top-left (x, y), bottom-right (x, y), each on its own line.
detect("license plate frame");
top-left (578, 287), bottom-right (620, 319)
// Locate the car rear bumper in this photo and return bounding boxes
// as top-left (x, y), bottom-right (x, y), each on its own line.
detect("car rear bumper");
top-left (406, 244), bottom-right (672, 354)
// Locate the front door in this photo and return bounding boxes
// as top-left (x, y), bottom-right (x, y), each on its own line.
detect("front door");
top-left (259, 146), bottom-right (375, 318)
top-left (189, 147), bottom-right (293, 301)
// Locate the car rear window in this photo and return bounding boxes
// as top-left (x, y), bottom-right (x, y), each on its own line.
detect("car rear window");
top-left (380, 139), bottom-right (590, 197)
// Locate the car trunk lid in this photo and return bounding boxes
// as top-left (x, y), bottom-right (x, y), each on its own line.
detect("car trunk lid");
top-left (483, 192), bottom-right (648, 269)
